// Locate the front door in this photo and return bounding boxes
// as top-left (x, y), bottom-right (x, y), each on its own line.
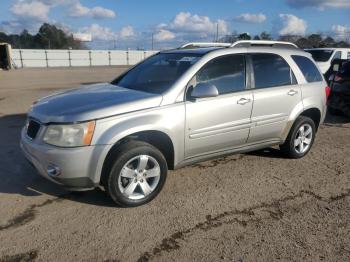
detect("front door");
top-left (185, 54), bottom-right (253, 158)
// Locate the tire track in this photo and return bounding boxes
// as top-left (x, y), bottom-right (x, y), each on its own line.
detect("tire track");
top-left (0, 193), bottom-right (72, 231)
top-left (137, 189), bottom-right (350, 262)
top-left (0, 250), bottom-right (38, 262)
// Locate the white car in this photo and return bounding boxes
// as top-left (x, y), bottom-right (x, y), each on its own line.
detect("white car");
top-left (305, 48), bottom-right (350, 74)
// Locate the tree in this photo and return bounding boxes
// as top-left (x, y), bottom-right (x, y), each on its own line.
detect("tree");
top-left (238, 33), bottom-right (251, 40)
top-left (260, 32), bottom-right (272, 40)
top-left (307, 34), bottom-right (323, 47)
top-left (278, 35), bottom-right (301, 43)
top-left (335, 41), bottom-right (350, 48)
top-left (253, 35), bottom-right (261, 40)
top-left (296, 37), bottom-right (312, 48)
top-left (0, 23), bottom-right (84, 49)
top-left (321, 36), bottom-right (336, 47)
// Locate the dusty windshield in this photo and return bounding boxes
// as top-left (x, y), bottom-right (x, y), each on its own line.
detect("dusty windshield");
top-left (112, 53), bottom-right (202, 94)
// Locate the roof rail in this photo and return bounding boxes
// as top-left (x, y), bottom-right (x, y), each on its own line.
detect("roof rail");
top-left (180, 42), bottom-right (232, 49)
top-left (231, 40), bottom-right (298, 48)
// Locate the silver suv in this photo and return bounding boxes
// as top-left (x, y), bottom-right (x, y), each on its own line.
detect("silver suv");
top-left (21, 41), bottom-right (329, 207)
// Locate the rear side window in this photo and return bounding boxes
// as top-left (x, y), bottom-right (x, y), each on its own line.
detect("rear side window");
top-left (292, 55), bottom-right (323, 83)
top-left (252, 54), bottom-right (294, 89)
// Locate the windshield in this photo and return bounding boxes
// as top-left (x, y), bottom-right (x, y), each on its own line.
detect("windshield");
top-left (306, 50), bottom-right (334, 62)
top-left (111, 53), bottom-right (202, 94)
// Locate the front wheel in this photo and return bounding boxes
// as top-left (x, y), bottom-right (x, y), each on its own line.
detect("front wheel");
top-left (280, 116), bottom-right (316, 159)
top-left (104, 141), bottom-right (168, 207)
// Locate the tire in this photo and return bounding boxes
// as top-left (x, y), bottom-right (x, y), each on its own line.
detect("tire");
top-left (103, 141), bottom-right (168, 207)
top-left (280, 116), bottom-right (316, 159)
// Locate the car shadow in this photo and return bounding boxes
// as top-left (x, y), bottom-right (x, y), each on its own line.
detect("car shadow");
top-left (0, 113), bottom-right (116, 207)
top-left (246, 147), bottom-right (287, 159)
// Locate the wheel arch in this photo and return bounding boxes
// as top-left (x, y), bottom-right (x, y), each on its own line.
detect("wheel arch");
top-left (100, 130), bottom-right (175, 187)
top-left (299, 108), bottom-right (322, 130)
top-left (282, 106), bottom-right (322, 142)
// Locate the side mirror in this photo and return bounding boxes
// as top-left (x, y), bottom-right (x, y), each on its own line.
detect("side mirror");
top-left (190, 83), bottom-right (219, 99)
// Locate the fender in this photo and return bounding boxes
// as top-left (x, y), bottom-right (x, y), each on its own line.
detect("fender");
top-left (89, 104), bottom-right (185, 183)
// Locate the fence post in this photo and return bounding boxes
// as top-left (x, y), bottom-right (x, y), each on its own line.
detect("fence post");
top-left (19, 49), bottom-right (23, 68)
top-left (89, 50), bottom-right (92, 67)
top-left (126, 50), bottom-right (129, 66)
top-left (108, 51), bottom-right (111, 66)
top-left (68, 50), bottom-right (71, 67)
top-left (45, 50), bottom-right (49, 68)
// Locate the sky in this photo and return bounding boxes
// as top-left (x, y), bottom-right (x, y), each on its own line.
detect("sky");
top-left (0, 0), bottom-right (349, 50)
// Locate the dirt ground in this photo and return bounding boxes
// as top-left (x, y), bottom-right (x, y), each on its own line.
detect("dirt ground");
top-left (0, 67), bottom-right (349, 262)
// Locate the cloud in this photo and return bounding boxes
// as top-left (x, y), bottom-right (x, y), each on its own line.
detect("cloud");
top-left (278, 14), bottom-right (307, 36)
top-left (10, 0), bottom-right (50, 22)
top-left (80, 24), bottom-right (116, 41)
top-left (153, 12), bottom-right (229, 44)
top-left (119, 26), bottom-right (135, 39)
top-left (332, 25), bottom-right (350, 40)
top-left (0, 0), bottom-right (117, 34)
top-left (154, 29), bottom-right (176, 42)
top-left (168, 12), bottom-right (228, 36)
top-left (79, 24), bottom-right (135, 41)
top-left (234, 13), bottom-right (267, 23)
top-left (286, 0), bottom-right (350, 9)
top-left (69, 2), bottom-right (116, 19)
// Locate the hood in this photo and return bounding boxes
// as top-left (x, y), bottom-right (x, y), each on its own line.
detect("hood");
top-left (28, 83), bottom-right (163, 123)
top-left (316, 62), bottom-right (330, 74)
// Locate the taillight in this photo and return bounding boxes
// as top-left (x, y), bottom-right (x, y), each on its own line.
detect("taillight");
top-left (325, 86), bottom-right (331, 101)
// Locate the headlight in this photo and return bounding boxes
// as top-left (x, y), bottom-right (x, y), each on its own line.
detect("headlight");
top-left (43, 121), bottom-right (95, 147)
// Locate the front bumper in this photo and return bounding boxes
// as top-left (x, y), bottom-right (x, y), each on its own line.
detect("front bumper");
top-left (20, 128), bottom-right (102, 190)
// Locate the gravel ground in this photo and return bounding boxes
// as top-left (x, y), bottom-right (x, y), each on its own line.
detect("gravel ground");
top-left (0, 67), bottom-right (349, 262)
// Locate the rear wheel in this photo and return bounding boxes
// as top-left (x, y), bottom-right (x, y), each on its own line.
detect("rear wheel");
top-left (280, 116), bottom-right (316, 159)
top-left (103, 141), bottom-right (168, 207)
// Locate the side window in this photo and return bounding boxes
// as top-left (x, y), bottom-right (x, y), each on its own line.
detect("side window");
top-left (332, 51), bottom-right (342, 61)
top-left (347, 52), bottom-right (350, 60)
top-left (292, 55), bottom-right (323, 83)
top-left (252, 54), bottom-right (294, 89)
top-left (194, 55), bottom-right (246, 95)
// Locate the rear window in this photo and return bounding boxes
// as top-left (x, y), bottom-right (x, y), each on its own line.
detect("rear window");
top-left (252, 53), bottom-right (294, 89)
top-left (306, 49), bottom-right (334, 62)
top-left (292, 55), bottom-right (323, 83)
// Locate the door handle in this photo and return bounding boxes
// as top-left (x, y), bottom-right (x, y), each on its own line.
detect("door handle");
top-left (237, 98), bottom-right (251, 105)
top-left (288, 89), bottom-right (298, 96)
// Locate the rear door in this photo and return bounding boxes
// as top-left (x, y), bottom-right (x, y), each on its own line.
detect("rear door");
top-left (247, 53), bottom-right (302, 143)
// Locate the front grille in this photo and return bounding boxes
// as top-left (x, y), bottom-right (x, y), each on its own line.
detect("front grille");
top-left (27, 120), bottom-right (41, 139)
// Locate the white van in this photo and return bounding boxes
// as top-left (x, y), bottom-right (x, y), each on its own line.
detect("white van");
top-left (305, 48), bottom-right (350, 74)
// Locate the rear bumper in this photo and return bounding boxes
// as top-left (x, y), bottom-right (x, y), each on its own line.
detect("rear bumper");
top-left (20, 128), bottom-right (100, 190)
